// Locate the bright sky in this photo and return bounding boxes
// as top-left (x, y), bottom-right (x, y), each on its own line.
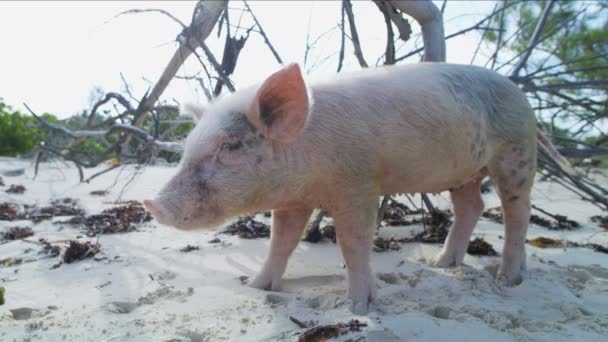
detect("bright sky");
top-left (0, 1), bottom-right (497, 118)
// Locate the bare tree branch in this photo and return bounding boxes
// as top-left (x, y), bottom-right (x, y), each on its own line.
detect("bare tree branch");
top-left (390, 0), bottom-right (445, 62)
top-left (131, 0), bottom-right (227, 129)
top-left (110, 8), bottom-right (187, 28)
top-left (510, 0), bottom-right (556, 77)
top-left (343, 0), bottom-right (368, 68)
top-left (337, 1), bottom-right (346, 72)
top-left (243, 0), bottom-right (283, 64)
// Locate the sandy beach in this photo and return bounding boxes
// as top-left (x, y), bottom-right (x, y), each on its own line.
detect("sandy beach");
top-left (1, 157), bottom-right (607, 341)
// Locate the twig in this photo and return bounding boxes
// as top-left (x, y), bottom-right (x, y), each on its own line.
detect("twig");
top-left (289, 316), bottom-right (308, 329)
top-left (343, 0), bottom-right (368, 68)
top-left (109, 8), bottom-right (187, 28)
top-left (243, 0), bottom-right (283, 64)
top-left (511, 0), bottom-right (556, 77)
top-left (337, 1), bottom-right (346, 72)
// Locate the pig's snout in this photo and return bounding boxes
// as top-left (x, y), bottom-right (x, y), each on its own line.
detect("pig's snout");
top-left (144, 199), bottom-right (173, 226)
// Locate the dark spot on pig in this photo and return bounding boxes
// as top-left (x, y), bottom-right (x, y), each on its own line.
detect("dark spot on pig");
top-left (470, 143), bottom-right (476, 154)
top-left (517, 160), bottom-right (527, 169)
top-left (497, 155), bottom-right (505, 162)
top-left (508, 195), bottom-right (520, 202)
top-left (510, 169), bottom-right (517, 176)
top-left (256, 156), bottom-right (263, 165)
top-left (452, 160), bottom-right (458, 169)
top-left (516, 178), bottom-right (527, 188)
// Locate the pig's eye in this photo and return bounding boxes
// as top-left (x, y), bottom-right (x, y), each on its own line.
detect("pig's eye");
top-left (221, 141), bottom-right (243, 152)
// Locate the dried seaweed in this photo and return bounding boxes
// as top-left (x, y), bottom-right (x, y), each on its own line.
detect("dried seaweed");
top-left (381, 199), bottom-right (423, 226)
top-left (0, 202), bottom-right (19, 221)
top-left (222, 216), bottom-right (270, 239)
top-left (591, 215), bottom-right (608, 230)
top-left (467, 237), bottom-right (498, 256)
top-left (1, 226), bottom-right (34, 241)
top-left (180, 245), bottom-right (200, 253)
top-left (296, 319), bottom-right (367, 342)
top-left (60, 201), bottom-right (152, 236)
top-left (528, 237), bottom-right (608, 253)
top-left (5, 184), bottom-right (25, 194)
top-left (63, 241), bottom-right (100, 263)
top-left (406, 210), bottom-right (453, 244)
top-left (373, 236), bottom-right (402, 252)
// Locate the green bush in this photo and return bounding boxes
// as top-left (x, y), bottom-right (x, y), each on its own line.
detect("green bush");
top-left (0, 101), bottom-right (58, 157)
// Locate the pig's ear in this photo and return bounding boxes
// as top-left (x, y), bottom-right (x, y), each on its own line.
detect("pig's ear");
top-left (180, 102), bottom-right (205, 122)
top-left (247, 63), bottom-right (309, 144)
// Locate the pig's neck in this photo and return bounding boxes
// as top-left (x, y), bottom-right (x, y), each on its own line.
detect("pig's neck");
top-left (268, 99), bottom-right (340, 209)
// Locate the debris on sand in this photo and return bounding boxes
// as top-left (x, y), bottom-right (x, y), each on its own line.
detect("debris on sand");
top-left (381, 199), bottom-right (423, 226)
top-left (0, 176), bottom-right (4, 186)
top-left (483, 206), bottom-right (580, 230)
top-left (406, 210), bottom-right (453, 244)
top-left (467, 237), bottom-right (498, 256)
top-left (60, 201), bottom-right (152, 236)
top-left (6, 184), bottom-right (25, 194)
top-left (481, 208), bottom-right (503, 224)
top-left (531, 205), bottom-right (580, 230)
top-left (0, 202), bottom-right (19, 221)
top-left (223, 216), bottom-right (270, 239)
top-left (29, 198), bottom-right (85, 223)
top-left (1, 199), bottom-right (84, 223)
top-left (295, 319), bottom-right (367, 342)
top-left (373, 236), bottom-right (402, 252)
top-left (179, 245), bottom-right (200, 253)
top-left (63, 241), bottom-right (100, 263)
top-left (0, 258), bottom-right (23, 267)
top-left (38, 238), bottom-right (61, 258)
top-left (319, 224), bottom-right (336, 243)
top-left (89, 190), bottom-right (108, 196)
top-left (527, 237), bottom-right (608, 253)
top-left (528, 237), bottom-right (564, 248)
top-left (591, 215), bottom-right (608, 230)
top-left (0, 286), bottom-right (4, 305)
top-left (1, 226), bottom-right (34, 241)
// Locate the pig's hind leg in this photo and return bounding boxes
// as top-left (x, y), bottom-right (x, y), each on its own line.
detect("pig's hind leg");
top-left (248, 207), bottom-right (313, 291)
top-left (332, 195), bottom-right (378, 315)
top-left (434, 179), bottom-right (484, 268)
top-left (488, 144), bottom-right (536, 286)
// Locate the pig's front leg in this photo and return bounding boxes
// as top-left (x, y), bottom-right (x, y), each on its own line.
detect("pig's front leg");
top-left (333, 197), bottom-right (377, 315)
top-left (248, 207), bottom-right (313, 291)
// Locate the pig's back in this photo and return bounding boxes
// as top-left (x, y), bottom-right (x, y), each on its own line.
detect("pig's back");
top-left (307, 63), bottom-right (535, 193)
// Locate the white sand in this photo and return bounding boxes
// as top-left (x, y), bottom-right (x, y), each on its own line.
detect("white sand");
top-left (1, 157), bottom-right (607, 341)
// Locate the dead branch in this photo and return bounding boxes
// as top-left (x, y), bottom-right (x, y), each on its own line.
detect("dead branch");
top-left (110, 8), bottom-right (187, 29)
top-left (373, 1), bottom-right (396, 65)
top-left (390, 0), bottom-right (445, 62)
top-left (510, 0), bottom-right (556, 78)
top-left (343, 0), bottom-right (368, 68)
top-left (131, 0), bottom-right (227, 129)
top-left (243, 0), bottom-right (283, 64)
top-left (337, 1), bottom-right (346, 72)
top-left (396, 0), bottom-right (523, 63)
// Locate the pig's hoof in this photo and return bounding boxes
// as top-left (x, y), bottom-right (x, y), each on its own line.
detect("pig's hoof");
top-left (496, 268), bottom-right (523, 287)
top-left (247, 273), bottom-right (280, 291)
top-left (432, 252), bottom-right (462, 268)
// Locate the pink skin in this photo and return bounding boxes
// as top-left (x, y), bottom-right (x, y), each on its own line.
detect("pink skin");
top-left (145, 62), bottom-right (538, 314)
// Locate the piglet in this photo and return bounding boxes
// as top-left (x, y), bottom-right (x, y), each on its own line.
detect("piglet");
top-left (145, 62), bottom-right (542, 314)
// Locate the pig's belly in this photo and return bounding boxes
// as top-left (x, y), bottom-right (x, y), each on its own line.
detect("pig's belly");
top-left (378, 154), bottom-right (488, 195)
